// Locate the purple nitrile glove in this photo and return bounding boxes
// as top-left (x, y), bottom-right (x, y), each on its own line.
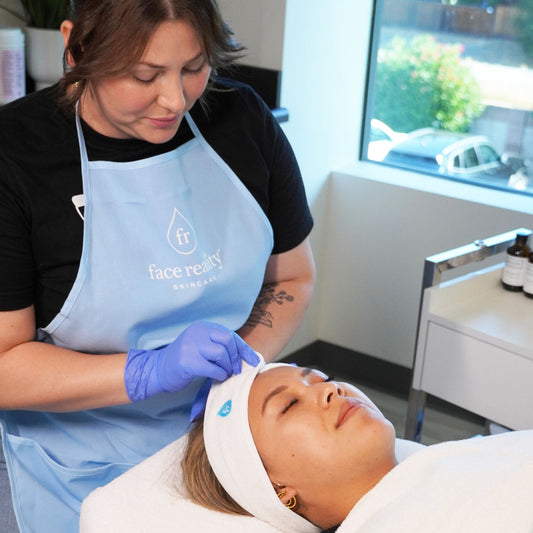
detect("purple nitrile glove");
top-left (190, 378), bottom-right (213, 422)
top-left (124, 320), bottom-right (260, 402)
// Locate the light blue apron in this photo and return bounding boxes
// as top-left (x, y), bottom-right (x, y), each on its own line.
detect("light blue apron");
top-left (0, 112), bottom-right (273, 532)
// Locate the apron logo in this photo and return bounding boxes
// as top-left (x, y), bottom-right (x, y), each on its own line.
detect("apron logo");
top-left (167, 208), bottom-right (197, 255)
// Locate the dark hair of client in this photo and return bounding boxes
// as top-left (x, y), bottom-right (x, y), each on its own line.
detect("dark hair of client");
top-left (181, 419), bottom-right (251, 516)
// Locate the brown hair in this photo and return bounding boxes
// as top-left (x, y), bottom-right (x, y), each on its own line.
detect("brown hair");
top-left (181, 419), bottom-right (251, 516)
top-left (59, 0), bottom-right (244, 111)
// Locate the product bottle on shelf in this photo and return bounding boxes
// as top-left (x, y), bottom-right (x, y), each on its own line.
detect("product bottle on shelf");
top-left (501, 232), bottom-right (531, 291)
top-left (522, 253), bottom-right (533, 298)
top-left (0, 28), bottom-right (25, 105)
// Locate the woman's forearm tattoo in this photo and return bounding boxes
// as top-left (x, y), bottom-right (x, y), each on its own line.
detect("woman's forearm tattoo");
top-left (245, 283), bottom-right (294, 328)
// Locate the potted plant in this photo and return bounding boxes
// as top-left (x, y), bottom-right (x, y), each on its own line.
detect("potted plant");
top-left (0, 0), bottom-right (70, 89)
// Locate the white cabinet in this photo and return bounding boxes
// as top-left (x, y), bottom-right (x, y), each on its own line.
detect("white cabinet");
top-left (414, 265), bottom-right (533, 429)
top-left (405, 229), bottom-right (533, 441)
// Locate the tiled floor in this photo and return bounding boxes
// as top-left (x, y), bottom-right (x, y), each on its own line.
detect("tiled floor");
top-left (346, 380), bottom-right (486, 446)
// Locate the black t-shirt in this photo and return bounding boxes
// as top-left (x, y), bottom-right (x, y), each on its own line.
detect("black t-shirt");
top-left (0, 79), bottom-right (312, 328)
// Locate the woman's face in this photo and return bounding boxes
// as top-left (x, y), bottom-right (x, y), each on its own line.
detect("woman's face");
top-left (79, 19), bottom-right (211, 143)
top-left (248, 366), bottom-right (397, 515)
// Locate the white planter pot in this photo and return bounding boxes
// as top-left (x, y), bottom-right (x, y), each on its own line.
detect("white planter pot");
top-left (24, 27), bottom-right (64, 90)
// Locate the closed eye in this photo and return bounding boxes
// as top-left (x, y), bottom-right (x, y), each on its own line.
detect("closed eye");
top-left (184, 63), bottom-right (206, 75)
top-left (132, 71), bottom-right (160, 85)
top-left (280, 372), bottom-right (335, 414)
top-left (282, 398), bottom-right (298, 414)
top-left (183, 57), bottom-right (207, 75)
top-left (134, 76), bottom-right (158, 85)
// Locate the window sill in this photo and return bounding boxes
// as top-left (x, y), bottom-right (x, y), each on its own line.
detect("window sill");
top-left (337, 160), bottom-right (533, 216)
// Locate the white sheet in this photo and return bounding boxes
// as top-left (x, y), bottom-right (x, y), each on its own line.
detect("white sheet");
top-left (337, 431), bottom-right (533, 533)
top-left (79, 436), bottom-right (424, 532)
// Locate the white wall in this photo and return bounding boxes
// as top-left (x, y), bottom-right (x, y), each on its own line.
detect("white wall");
top-left (217, 0), bottom-right (366, 207)
top-left (319, 169), bottom-right (533, 367)
top-left (217, 0), bottom-right (286, 70)
top-left (218, 0), bottom-right (366, 355)
top-left (0, 0), bottom-right (24, 27)
top-left (219, 0), bottom-right (533, 369)
top-left (277, 0), bottom-right (367, 354)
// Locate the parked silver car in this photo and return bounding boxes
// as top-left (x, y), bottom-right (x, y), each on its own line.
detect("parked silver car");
top-left (382, 128), bottom-right (529, 191)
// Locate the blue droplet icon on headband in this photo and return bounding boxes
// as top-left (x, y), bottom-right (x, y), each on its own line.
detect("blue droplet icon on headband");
top-left (218, 400), bottom-right (232, 417)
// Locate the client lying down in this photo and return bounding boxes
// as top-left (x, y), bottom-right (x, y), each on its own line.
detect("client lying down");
top-left (182, 357), bottom-right (533, 533)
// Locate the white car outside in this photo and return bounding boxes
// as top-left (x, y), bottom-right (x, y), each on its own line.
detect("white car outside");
top-left (367, 119), bottom-right (407, 161)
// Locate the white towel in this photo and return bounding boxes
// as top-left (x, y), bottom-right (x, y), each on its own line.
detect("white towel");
top-left (337, 430), bottom-right (533, 533)
top-left (80, 435), bottom-right (283, 533)
top-left (79, 433), bottom-right (423, 532)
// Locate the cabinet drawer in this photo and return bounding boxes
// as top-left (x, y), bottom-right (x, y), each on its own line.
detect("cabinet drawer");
top-left (421, 322), bottom-right (533, 430)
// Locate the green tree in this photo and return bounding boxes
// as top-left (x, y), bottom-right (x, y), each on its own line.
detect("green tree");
top-left (373, 35), bottom-right (485, 132)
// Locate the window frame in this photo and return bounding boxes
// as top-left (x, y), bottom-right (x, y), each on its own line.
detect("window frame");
top-left (359, 0), bottom-right (532, 199)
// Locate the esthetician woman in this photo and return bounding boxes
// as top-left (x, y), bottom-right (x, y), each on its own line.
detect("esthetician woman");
top-left (0, 0), bottom-right (315, 531)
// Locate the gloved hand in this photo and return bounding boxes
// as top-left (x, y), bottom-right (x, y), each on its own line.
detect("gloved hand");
top-left (124, 321), bottom-right (259, 402)
top-left (189, 378), bottom-right (213, 422)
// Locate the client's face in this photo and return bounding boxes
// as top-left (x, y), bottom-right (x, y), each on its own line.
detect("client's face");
top-left (248, 366), bottom-right (397, 515)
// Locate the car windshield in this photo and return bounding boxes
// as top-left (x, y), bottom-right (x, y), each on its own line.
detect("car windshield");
top-left (461, 147), bottom-right (479, 169)
top-left (478, 144), bottom-right (500, 165)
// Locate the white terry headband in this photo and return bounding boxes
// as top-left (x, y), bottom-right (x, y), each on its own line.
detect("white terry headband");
top-left (203, 356), bottom-right (319, 533)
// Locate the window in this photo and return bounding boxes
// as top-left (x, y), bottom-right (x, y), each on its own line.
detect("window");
top-left (363, 0), bottom-right (532, 196)
top-left (461, 147), bottom-right (479, 169)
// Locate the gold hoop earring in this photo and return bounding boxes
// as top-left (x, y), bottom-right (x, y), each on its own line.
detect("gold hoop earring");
top-left (277, 489), bottom-right (297, 509)
top-left (285, 496), bottom-right (297, 509)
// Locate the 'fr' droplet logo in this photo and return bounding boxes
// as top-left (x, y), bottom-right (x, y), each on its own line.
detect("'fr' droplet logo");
top-left (167, 208), bottom-right (197, 255)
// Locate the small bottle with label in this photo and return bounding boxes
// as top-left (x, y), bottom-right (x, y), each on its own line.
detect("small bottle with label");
top-left (522, 253), bottom-right (533, 298)
top-left (501, 232), bottom-right (531, 291)
top-left (0, 28), bottom-right (25, 105)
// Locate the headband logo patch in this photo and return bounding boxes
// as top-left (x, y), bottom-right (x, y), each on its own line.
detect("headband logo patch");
top-left (217, 400), bottom-right (232, 417)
